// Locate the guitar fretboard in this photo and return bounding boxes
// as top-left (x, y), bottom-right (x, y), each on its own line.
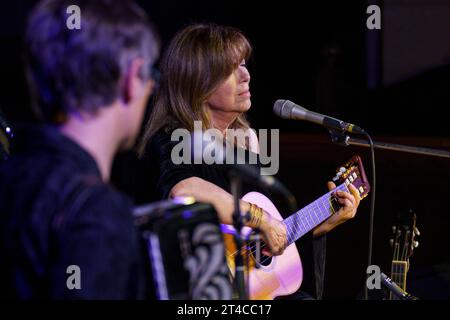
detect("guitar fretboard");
top-left (284, 183), bottom-right (348, 245)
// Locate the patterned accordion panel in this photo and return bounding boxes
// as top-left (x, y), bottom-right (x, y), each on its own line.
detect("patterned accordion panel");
top-left (134, 199), bottom-right (232, 300)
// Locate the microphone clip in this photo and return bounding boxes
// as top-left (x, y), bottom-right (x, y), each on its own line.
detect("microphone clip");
top-left (328, 128), bottom-right (350, 147)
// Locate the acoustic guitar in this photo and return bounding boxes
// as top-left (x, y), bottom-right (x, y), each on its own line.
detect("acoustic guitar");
top-left (223, 155), bottom-right (371, 299)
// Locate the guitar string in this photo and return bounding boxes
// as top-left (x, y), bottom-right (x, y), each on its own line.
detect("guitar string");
top-left (227, 193), bottom-right (345, 267)
top-left (226, 185), bottom-right (348, 262)
top-left (394, 230), bottom-right (409, 287)
top-left (256, 195), bottom-right (342, 266)
top-left (227, 194), bottom-right (341, 261)
top-left (392, 228), bottom-right (411, 299)
top-left (392, 231), bottom-right (400, 288)
top-left (392, 228), bottom-right (411, 292)
top-left (390, 234), bottom-right (400, 299)
top-left (400, 231), bottom-right (410, 289)
top-left (396, 235), bottom-right (405, 288)
top-left (229, 184), bottom-right (349, 256)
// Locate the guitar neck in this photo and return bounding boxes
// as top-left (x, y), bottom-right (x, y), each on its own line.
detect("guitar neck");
top-left (284, 183), bottom-right (348, 245)
top-left (391, 261), bottom-right (408, 288)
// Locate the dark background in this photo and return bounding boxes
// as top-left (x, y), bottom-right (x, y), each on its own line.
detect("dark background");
top-left (1, 0), bottom-right (449, 299)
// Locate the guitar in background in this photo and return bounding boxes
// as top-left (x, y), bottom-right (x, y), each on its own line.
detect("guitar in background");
top-left (389, 209), bottom-right (420, 300)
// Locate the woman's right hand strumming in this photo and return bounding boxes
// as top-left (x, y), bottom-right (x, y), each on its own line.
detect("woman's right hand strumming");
top-left (170, 177), bottom-right (288, 256)
top-left (245, 202), bottom-right (287, 256)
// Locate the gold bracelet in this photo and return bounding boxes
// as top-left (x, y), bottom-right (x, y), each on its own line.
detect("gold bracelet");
top-left (248, 203), bottom-right (263, 228)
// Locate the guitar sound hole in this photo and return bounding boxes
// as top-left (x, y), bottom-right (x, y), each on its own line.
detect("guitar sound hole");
top-left (247, 241), bottom-right (272, 267)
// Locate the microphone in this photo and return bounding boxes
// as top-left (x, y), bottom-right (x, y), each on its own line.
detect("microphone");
top-left (380, 273), bottom-right (419, 300)
top-left (273, 99), bottom-right (366, 135)
top-left (226, 159), bottom-right (296, 209)
top-left (191, 131), bottom-right (297, 211)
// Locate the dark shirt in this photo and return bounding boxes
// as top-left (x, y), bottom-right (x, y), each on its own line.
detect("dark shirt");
top-left (0, 125), bottom-right (148, 299)
top-left (147, 128), bottom-right (264, 200)
top-left (139, 128), bottom-right (326, 299)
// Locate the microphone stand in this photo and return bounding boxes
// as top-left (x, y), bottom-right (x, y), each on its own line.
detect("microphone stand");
top-left (329, 130), bottom-right (450, 158)
top-left (329, 129), bottom-right (376, 301)
top-left (329, 129), bottom-right (449, 300)
top-left (229, 172), bottom-right (248, 300)
top-left (380, 273), bottom-right (419, 300)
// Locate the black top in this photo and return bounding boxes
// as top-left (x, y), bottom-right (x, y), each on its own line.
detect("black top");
top-left (0, 125), bottom-right (149, 299)
top-left (146, 128), bottom-right (264, 200)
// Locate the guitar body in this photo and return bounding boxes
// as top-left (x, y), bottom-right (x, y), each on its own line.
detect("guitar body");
top-left (223, 191), bottom-right (303, 300)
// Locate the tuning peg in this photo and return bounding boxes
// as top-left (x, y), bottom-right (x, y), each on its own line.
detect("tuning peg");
top-left (339, 167), bottom-right (346, 173)
top-left (414, 227), bottom-right (421, 236)
top-left (392, 226), bottom-right (397, 233)
top-left (413, 241), bottom-right (419, 248)
top-left (389, 239), bottom-right (394, 247)
top-left (333, 169), bottom-right (345, 182)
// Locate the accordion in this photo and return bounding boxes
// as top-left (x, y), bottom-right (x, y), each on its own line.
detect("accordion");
top-left (134, 197), bottom-right (232, 300)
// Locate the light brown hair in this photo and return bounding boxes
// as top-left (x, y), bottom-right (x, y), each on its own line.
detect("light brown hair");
top-left (138, 23), bottom-right (252, 156)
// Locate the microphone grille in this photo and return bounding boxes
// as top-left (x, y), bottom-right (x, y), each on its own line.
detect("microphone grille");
top-left (273, 99), bottom-right (295, 119)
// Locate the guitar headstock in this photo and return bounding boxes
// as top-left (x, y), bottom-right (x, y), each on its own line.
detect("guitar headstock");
top-left (332, 155), bottom-right (371, 200)
top-left (390, 209), bottom-right (420, 262)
